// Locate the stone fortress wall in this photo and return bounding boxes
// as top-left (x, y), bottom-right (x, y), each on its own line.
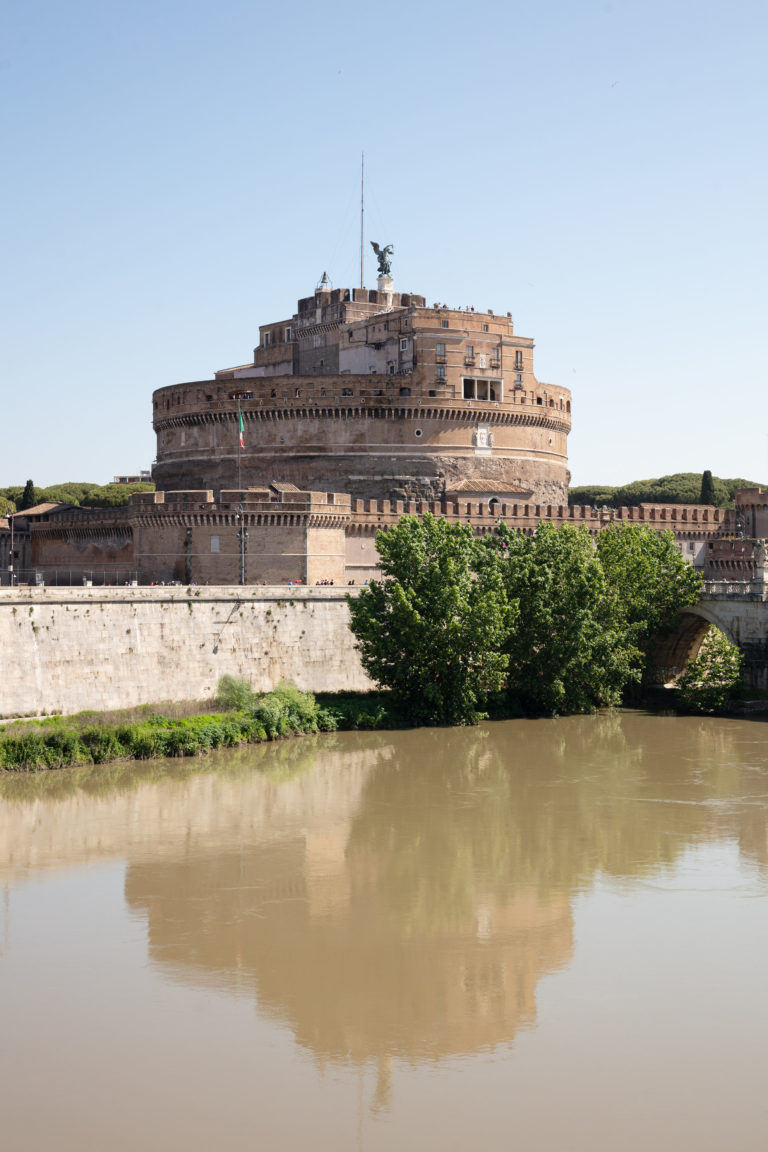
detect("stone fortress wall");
top-left (0, 586), bottom-right (372, 719)
top-left (22, 489), bottom-right (724, 588)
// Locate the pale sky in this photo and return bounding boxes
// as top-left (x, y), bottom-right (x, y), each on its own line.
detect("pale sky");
top-left (3, 0), bottom-right (766, 489)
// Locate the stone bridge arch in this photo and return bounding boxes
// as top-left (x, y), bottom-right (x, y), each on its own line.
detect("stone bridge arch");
top-left (652, 596), bottom-right (768, 689)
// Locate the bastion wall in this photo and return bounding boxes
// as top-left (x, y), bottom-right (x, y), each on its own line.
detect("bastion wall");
top-left (152, 389), bottom-right (571, 506)
top-left (0, 586), bottom-right (372, 719)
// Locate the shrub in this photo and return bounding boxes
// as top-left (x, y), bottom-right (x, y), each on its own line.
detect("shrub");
top-left (250, 681), bottom-right (323, 737)
top-left (80, 726), bottom-right (126, 764)
top-left (216, 674), bottom-right (255, 711)
top-left (0, 734), bottom-right (49, 770)
top-left (676, 628), bottom-right (746, 714)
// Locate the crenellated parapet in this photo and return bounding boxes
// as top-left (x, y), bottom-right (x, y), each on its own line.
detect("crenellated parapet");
top-left (345, 498), bottom-right (723, 535)
top-left (16, 487), bottom-right (725, 590)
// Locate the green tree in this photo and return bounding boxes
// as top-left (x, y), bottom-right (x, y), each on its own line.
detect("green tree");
top-left (567, 485), bottom-right (618, 507)
top-left (596, 525), bottom-right (702, 673)
top-left (569, 472), bottom-right (762, 510)
top-left (19, 479), bottom-right (36, 510)
top-left (483, 522), bottom-right (638, 715)
top-left (347, 514), bottom-right (514, 726)
top-left (699, 469), bottom-right (716, 505)
top-left (82, 482), bottom-right (155, 508)
top-left (676, 628), bottom-right (745, 714)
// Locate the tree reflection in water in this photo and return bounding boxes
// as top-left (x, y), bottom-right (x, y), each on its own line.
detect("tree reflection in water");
top-left (3, 712), bottom-right (767, 1098)
top-left (106, 713), bottom-right (768, 1087)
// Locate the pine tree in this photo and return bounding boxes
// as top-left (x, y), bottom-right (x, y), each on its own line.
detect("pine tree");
top-left (19, 479), bottom-right (36, 510)
top-left (699, 470), bottom-right (716, 505)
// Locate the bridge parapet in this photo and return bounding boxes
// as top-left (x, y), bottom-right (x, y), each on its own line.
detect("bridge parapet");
top-left (703, 580), bottom-right (768, 599)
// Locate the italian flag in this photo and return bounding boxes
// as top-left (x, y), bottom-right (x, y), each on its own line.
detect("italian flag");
top-left (238, 409), bottom-right (245, 448)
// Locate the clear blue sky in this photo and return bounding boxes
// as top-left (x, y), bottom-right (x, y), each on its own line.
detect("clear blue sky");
top-left (3, 0), bottom-right (766, 489)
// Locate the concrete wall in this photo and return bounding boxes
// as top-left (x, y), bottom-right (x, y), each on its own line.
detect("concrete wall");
top-left (0, 586), bottom-right (372, 719)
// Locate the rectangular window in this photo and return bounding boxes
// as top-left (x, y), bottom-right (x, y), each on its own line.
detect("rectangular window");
top-left (400, 338), bottom-right (408, 351)
top-left (515, 351), bottom-right (523, 369)
top-left (210, 536), bottom-right (220, 553)
top-left (466, 345), bottom-right (474, 359)
top-left (285, 326), bottom-right (292, 342)
top-left (442, 319), bottom-right (449, 328)
top-left (482, 323), bottom-right (489, 332)
top-left (264, 332), bottom-right (270, 347)
top-left (436, 342), bottom-right (445, 357)
top-left (436, 365), bottom-right (446, 378)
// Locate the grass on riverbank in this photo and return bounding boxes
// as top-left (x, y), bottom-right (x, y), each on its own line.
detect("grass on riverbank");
top-left (0, 681), bottom-right (407, 772)
top-left (5, 675), bottom-right (757, 774)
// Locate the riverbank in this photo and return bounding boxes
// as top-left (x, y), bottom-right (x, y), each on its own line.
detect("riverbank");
top-left (0, 687), bottom-right (406, 772)
top-left (4, 682), bottom-right (764, 773)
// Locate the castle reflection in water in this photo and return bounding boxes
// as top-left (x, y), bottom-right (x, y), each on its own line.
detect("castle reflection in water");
top-left (2, 712), bottom-right (767, 1105)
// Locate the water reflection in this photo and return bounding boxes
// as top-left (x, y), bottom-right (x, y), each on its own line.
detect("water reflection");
top-left (2, 713), bottom-right (768, 1082)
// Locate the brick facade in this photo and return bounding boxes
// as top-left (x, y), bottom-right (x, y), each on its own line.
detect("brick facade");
top-left (152, 278), bottom-right (572, 506)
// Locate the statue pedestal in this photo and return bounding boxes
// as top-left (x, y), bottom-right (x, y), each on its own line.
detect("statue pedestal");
top-left (377, 274), bottom-right (393, 307)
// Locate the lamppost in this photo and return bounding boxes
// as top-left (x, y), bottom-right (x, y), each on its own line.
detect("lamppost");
top-left (8, 510), bottom-right (14, 587)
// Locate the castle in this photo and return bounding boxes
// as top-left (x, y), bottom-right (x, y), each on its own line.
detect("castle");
top-left (1, 265), bottom-right (750, 587)
top-left (152, 271), bottom-right (571, 506)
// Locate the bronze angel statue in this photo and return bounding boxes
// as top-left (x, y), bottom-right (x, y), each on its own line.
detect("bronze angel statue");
top-left (370, 241), bottom-right (393, 276)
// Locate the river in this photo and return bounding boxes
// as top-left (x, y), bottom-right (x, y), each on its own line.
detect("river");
top-left (1, 711), bottom-right (767, 1151)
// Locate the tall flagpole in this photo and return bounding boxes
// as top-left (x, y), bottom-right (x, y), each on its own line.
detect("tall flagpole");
top-left (360, 152), bottom-right (364, 290)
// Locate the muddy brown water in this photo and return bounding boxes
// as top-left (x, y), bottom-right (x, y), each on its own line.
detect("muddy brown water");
top-left (1, 711), bottom-right (767, 1151)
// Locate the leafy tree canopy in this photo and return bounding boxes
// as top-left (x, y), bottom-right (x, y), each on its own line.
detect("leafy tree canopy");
top-left (568, 473), bottom-right (762, 510)
top-left (0, 480), bottom-right (155, 512)
top-left (481, 522), bottom-right (639, 715)
top-left (596, 524), bottom-right (702, 656)
top-left (675, 628), bottom-right (745, 714)
top-left (349, 517), bottom-right (702, 724)
top-left (347, 514), bottom-right (515, 726)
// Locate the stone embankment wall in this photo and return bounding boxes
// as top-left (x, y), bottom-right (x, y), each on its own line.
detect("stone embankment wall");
top-left (0, 586), bottom-right (372, 719)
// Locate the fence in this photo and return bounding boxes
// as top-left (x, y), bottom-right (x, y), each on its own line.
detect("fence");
top-left (0, 569), bottom-right (142, 588)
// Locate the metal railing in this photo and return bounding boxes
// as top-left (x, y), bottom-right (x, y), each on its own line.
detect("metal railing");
top-left (1, 569), bottom-right (141, 588)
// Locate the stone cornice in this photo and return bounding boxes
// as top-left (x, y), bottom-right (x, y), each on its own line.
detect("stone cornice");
top-left (155, 404), bottom-right (571, 435)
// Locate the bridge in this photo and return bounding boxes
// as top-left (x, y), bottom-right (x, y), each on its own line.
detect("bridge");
top-left (655, 572), bottom-right (768, 690)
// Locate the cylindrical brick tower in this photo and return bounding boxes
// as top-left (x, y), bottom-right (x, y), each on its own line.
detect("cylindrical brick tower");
top-left (152, 280), bottom-right (571, 505)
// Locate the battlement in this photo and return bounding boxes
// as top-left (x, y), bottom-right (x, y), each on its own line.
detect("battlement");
top-left (346, 500), bottom-right (723, 534)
